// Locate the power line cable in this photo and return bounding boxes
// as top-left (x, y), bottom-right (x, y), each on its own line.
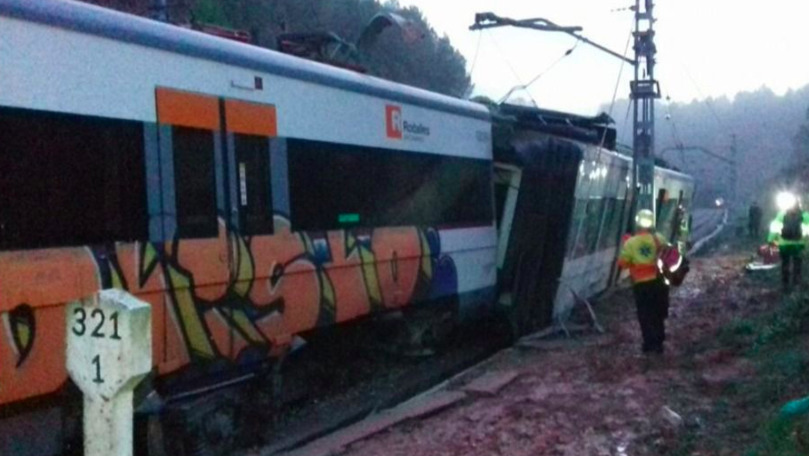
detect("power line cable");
top-left (485, 30), bottom-right (525, 88)
top-left (467, 30), bottom-right (483, 81)
top-left (498, 38), bottom-right (580, 105)
top-left (569, 23), bottom-right (634, 262)
top-left (606, 28), bottom-right (633, 118)
top-left (679, 62), bottom-right (733, 134)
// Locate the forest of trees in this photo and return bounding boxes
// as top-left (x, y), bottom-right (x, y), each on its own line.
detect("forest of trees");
top-left (81, 0), bottom-right (471, 97)
top-left (609, 85), bottom-right (809, 207)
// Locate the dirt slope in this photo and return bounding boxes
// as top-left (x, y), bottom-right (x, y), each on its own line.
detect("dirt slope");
top-left (334, 239), bottom-right (805, 456)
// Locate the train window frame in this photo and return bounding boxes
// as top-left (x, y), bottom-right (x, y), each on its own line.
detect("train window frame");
top-left (287, 138), bottom-right (493, 231)
top-left (172, 126), bottom-right (219, 239)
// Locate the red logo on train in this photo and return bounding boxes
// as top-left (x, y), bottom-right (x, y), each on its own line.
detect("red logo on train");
top-left (386, 105), bottom-right (403, 139)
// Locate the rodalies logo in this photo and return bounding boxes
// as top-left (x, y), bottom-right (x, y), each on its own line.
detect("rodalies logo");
top-left (386, 105), bottom-right (403, 139)
top-left (386, 104), bottom-right (430, 141)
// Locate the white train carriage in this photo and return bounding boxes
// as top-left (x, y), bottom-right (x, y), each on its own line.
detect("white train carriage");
top-left (0, 1), bottom-right (497, 455)
top-left (493, 104), bottom-right (695, 331)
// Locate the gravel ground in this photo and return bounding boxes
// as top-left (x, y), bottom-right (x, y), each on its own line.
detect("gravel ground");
top-left (330, 238), bottom-right (780, 456)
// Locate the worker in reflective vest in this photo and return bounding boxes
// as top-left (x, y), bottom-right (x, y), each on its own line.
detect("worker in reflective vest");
top-left (618, 209), bottom-right (671, 354)
top-left (768, 192), bottom-right (809, 292)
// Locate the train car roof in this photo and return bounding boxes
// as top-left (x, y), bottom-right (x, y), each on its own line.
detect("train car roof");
top-left (496, 105), bottom-right (695, 184)
top-left (655, 164), bottom-right (695, 182)
top-left (496, 103), bottom-right (617, 151)
top-left (0, 0), bottom-right (489, 122)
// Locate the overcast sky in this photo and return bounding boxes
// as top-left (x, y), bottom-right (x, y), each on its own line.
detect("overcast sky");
top-left (398, 0), bottom-right (809, 116)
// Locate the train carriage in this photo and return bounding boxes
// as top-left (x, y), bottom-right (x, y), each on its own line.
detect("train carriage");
top-left (0, 1), bottom-right (497, 454)
top-left (493, 104), bottom-right (695, 331)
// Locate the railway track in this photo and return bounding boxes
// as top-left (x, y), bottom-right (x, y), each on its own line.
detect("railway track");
top-left (690, 208), bottom-right (726, 241)
top-left (227, 316), bottom-right (513, 456)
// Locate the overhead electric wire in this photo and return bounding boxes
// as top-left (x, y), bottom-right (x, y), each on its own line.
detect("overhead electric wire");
top-left (467, 30), bottom-right (483, 84)
top-left (606, 28), bottom-right (633, 118)
top-left (569, 22), bottom-right (634, 263)
top-left (497, 38), bottom-right (580, 105)
top-left (678, 62), bottom-right (733, 134)
top-left (485, 30), bottom-right (525, 89)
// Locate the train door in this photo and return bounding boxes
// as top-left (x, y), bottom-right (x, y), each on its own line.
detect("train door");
top-left (220, 99), bottom-right (281, 355)
top-left (155, 88), bottom-right (276, 365)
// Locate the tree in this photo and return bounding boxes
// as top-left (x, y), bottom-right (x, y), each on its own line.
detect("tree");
top-left (792, 107), bottom-right (809, 166)
top-left (80, 0), bottom-right (472, 97)
top-left (191, 0), bottom-right (231, 27)
top-left (606, 85), bottom-right (809, 206)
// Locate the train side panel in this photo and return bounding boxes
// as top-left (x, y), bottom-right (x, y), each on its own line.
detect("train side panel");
top-left (0, 3), bottom-right (495, 418)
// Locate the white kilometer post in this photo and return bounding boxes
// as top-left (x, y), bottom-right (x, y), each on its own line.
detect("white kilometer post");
top-left (66, 289), bottom-right (152, 456)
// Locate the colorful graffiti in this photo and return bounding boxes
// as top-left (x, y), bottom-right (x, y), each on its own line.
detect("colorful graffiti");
top-left (0, 218), bottom-right (456, 404)
top-left (2, 305), bottom-right (35, 367)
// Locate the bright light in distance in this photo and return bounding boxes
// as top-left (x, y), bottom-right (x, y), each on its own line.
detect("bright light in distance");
top-left (715, 198), bottom-right (724, 207)
top-left (776, 191), bottom-right (798, 211)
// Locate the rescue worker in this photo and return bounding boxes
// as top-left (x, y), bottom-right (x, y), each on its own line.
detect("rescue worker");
top-left (768, 193), bottom-right (809, 292)
top-left (618, 209), bottom-right (671, 354)
top-left (749, 201), bottom-right (763, 238)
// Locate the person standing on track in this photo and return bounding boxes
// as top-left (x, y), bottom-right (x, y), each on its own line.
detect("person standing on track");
top-left (618, 209), bottom-right (671, 355)
top-left (768, 193), bottom-right (809, 292)
top-left (749, 201), bottom-right (763, 238)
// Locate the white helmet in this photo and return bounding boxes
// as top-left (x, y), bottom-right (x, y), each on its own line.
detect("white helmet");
top-left (636, 209), bottom-right (655, 229)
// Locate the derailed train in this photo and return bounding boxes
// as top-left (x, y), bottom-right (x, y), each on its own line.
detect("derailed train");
top-left (0, 1), bottom-right (694, 455)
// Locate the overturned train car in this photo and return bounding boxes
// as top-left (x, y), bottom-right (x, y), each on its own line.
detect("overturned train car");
top-left (493, 104), bottom-right (694, 334)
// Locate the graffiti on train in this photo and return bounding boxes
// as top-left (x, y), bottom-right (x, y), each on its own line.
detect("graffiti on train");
top-left (0, 218), bottom-right (456, 402)
top-left (2, 304), bottom-right (35, 367)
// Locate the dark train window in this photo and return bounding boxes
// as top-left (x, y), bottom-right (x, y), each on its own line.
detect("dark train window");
top-left (598, 198), bottom-right (627, 251)
top-left (566, 199), bottom-right (587, 258)
top-left (0, 106), bottom-right (147, 250)
top-left (569, 198), bottom-right (606, 259)
top-left (173, 127), bottom-right (217, 238)
top-left (582, 199), bottom-right (606, 255)
top-left (235, 134), bottom-right (272, 235)
top-left (287, 139), bottom-right (493, 231)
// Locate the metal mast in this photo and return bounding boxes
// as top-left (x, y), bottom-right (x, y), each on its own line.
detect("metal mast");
top-left (631, 0), bottom-right (661, 212)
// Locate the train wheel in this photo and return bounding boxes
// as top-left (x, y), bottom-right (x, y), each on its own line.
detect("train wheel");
top-left (139, 391), bottom-right (246, 456)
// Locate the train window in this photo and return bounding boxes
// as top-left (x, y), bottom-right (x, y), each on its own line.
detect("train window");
top-left (173, 127), bottom-right (217, 238)
top-left (0, 106), bottom-right (147, 250)
top-left (656, 198), bottom-right (679, 239)
top-left (568, 198), bottom-right (606, 258)
top-left (566, 199), bottom-right (587, 258)
top-left (655, 189), bottom-right (667, 224)
top-left (287, 139), bottom-right (493, 231)
top-left (582, 199), bottom-right (606, 254)
top-left (598, 198), bottom-right (625, 251)
top-left (235, 134), bottom-right (273, 235)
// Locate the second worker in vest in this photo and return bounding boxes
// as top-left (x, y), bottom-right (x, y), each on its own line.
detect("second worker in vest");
top-left (618, 209), bottom-right (671, 354)
top-left (768, 192), bottom-right (809, 292)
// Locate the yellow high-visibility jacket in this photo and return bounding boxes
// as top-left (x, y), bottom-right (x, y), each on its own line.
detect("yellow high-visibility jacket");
top-left (767, 209), bottom-right (809, 251)
top-left (618, 230), bottom-right (668, 284)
